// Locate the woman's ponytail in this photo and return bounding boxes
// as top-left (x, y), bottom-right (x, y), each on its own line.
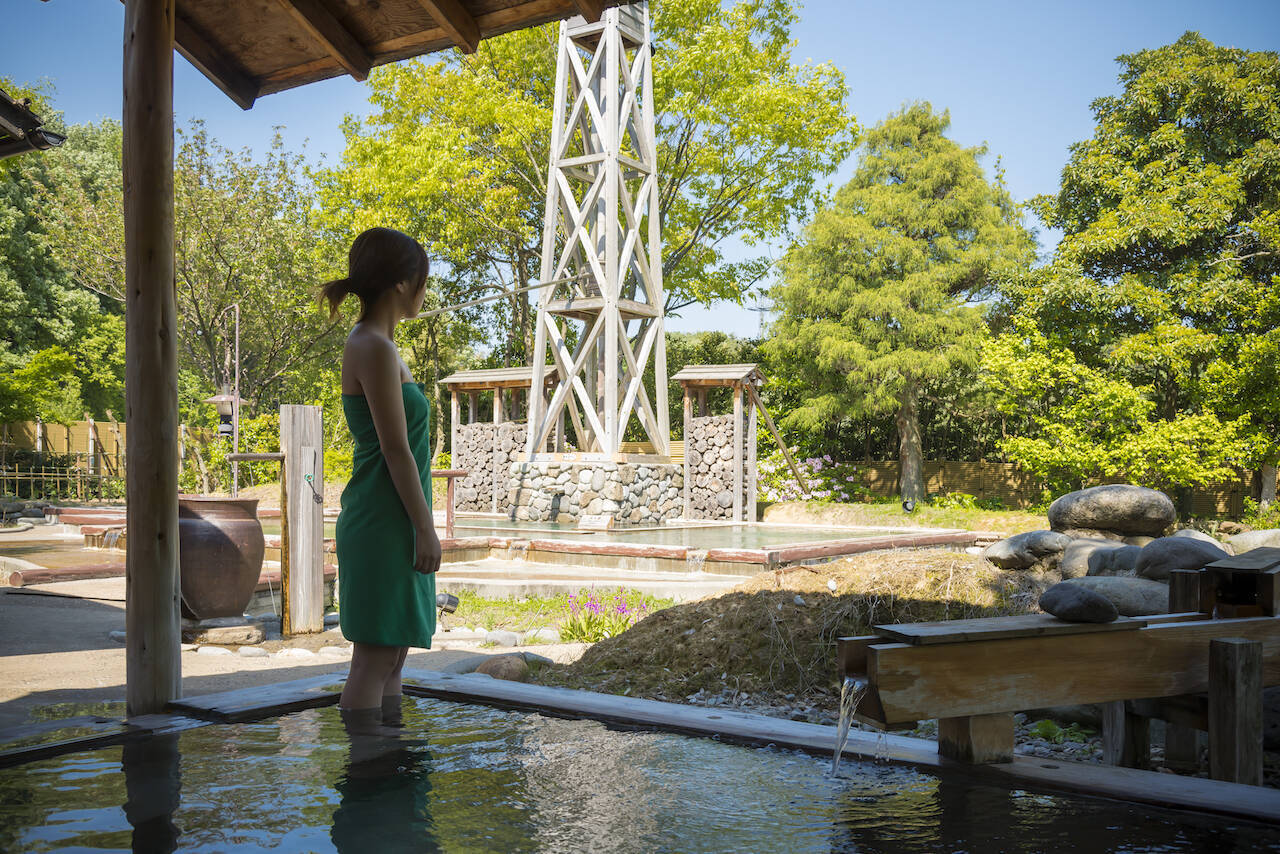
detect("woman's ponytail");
top-left (320, 276), bottom-right (352, 319)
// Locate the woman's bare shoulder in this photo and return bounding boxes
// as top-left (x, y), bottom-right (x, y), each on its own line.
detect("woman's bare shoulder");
top-left (342, 327), bottom-right (399, 394)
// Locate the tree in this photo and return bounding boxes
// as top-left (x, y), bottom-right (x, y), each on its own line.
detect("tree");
top-left (319, 0), bottom-right (854, 365)
top-left (39, 120), bottom-right (344, 414)
top-left (767, 103), bottom-right (1033, 501)
top-left (1030, 32), bottom-right (1280, 503)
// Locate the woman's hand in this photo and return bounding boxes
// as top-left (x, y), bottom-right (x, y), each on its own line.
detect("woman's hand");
top-left (414, 525), bottom-right (442, 575)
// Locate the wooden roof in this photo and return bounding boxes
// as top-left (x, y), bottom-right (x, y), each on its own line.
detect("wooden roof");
top-left (439, 366), bottom-right (556, 390)
top-left (671, 363), bottom-right (765, 387)
top-left (0, 88), bottom-right (65, 159)
top-left (174, 0), bottom-right (622, 110)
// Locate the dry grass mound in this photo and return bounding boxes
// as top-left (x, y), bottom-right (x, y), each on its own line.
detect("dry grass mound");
top-left (535, 550), bottom-right (1038, 704)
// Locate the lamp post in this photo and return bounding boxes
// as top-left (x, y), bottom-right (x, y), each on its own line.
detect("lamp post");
top-left (202, 303), bottom-right (241, 496)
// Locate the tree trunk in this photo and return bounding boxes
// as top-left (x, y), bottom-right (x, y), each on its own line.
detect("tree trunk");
top-left (1261, 462), bottom-right (1278, 510)
top-left (895, 383), bottom-right (924, 502)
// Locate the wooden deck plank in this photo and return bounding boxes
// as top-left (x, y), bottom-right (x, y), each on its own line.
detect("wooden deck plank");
top-left (168, 673), bottom-right (345, 721)
top-left (874, 614), bottom-right (1149, 645)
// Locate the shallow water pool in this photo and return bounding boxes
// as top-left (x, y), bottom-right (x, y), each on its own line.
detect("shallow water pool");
top-left (0, 697), bottom-right (1274, 853)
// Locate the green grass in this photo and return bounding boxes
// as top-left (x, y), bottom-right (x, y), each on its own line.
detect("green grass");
top-left (765, 498), bottom-right (1047, 535)
top-left (446, 588), bottom-right (676, 634)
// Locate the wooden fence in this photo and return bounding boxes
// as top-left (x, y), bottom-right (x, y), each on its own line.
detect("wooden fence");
top-left (2, 418), bottom-right (128, 501)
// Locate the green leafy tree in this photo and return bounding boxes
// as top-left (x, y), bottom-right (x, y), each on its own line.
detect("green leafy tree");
top-left (0, 347), bottom-right (83, 424)
top-left (39, 120), bottom-right (344, 414)
top-left (319, 0), bottom-right (854, 365)
top-left (1029, 32), bottom-right (1280, 503)
top-left (767, 103), bottom-right (1033, 501)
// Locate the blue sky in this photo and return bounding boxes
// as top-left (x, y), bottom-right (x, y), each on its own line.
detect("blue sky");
top-left (4, 0), bottom-right (1278, 336)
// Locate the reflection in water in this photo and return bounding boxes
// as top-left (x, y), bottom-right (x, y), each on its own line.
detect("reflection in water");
top-left (331, 708), bottom-right (438, 853)
top-left (122, 731), bottom-right (181, 854)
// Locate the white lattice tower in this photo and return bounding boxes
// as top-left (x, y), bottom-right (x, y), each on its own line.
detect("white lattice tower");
top-left (525, 2), bottom-right (669, 460)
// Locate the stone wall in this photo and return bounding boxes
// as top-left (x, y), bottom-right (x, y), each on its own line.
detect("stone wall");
top-left (454, 422), bottom-right (527, 513)
top-left (507, 461), bottom-right (683, 527)
top-left (685, 414), bottom-right (748, 520)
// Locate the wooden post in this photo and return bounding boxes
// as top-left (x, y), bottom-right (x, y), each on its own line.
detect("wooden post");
top-left (450, 390), bottom-right (459, 463)
top-left (123, 0), bottom-right (180, 717)
top-left (696, 389), bottom-right (707, 417)
top-left (468, 392), bottom-right (477, 423)
top-left (280, 405), bottom-right (324, 634)
top-left (682, 387), bottom-right (691, 519)
top-left (1208, 637), bottom-right (1263, 786)
top-left (746, 385), bottom-right (757, 522)
top-left (746, 384), bottom-right (810, 496)
top-left (491, 390), bottom-right (502, 513)
top-left (938, 713), bottom-right (1014, 764)
top-left (1102, 700), bottom-right (1151, 769)
top-left (1165, 569), bottom-right (1203, 770)
top-left (732, 383), bottom-right (743, 522)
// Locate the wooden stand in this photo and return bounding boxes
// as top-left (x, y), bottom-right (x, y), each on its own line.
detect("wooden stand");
top-left (939, 713), bottom-right (1014, 764)
top-left (1209, 637), bottom-right (1263, 786)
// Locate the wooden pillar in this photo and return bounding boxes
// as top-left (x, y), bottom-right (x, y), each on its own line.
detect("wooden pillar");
top-left (491, 389), bottom-right (502, 513)
top-left (1165, 569), bottom-right (1202, 770)
top-left (696, 389), bottom-right (707, 417)
top-left (450, 390), bottom-right (459, 463)
top-left (746, 386), bottom-right (757, 522)
top-left (938, 713), bottom-right (1014, 764)
top-left (468, 392), bottom-right (477, 423)
top-left (280, 405), bottom-right (324, 634)
top-left (123, 0), bottom-right (180, 716)
top-left (1208, 637), bottom-right (1263, 786)
top-left (1102, 701), bottom-right (1151, 769)
top-left (682, 387), bottom-right (691, 519)
top-left (732, 384), bottom-right (743, 522)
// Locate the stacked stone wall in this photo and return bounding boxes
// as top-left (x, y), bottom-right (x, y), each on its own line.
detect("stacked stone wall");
top-left (454, 422), bottom-right (528, 513)
top-left (507, 461), bottom-right (683, 527)
top-left (685, 414), bottom-right (749, 520)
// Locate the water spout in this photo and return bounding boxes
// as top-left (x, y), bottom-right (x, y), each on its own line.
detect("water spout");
top-left (686, 549), bottom-right (708, 573)
top-left (831, 675), bottom-right (868, 775)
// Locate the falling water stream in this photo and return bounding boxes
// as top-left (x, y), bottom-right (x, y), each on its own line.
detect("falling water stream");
top-left (686, 549), bottom-right (708, 573)
top-left (830, 675), bottom-right (868, 775)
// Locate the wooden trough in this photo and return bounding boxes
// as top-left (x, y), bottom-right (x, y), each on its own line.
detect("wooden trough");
top-left (838, 551), bottom-right (1280, 786)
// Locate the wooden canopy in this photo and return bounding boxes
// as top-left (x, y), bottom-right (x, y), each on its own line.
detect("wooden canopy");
top-left (671, 363), bottom-right (765, 388)
top-left (169, 0), bottom-right (620, 109)
top-left (440, 366), bottom-right (557, 391)
top-left (0, 88), bottom-right (65, 159)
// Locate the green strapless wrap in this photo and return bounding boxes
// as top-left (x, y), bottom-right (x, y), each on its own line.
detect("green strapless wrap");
top-left (336, 382), bottom-right (436, 648)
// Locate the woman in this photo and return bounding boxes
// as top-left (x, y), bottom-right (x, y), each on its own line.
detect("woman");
top-left (321, 226), bottom-right (442, 719)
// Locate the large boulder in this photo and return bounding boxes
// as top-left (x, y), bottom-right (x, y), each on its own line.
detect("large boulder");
top-left (1061, 576), bottom-right (1170, 617)
top-left (1134, 536), bottom-right (1229, 582)
top-left (1171, 528), bottom-right (1232, 553)
top-left (1039, 582), bottom-right (1119, 623)
top-left (982, 530), bottom-right (1072, 570)
top-left (1059, 539), bottom-right (1141, 578)
top-left (1048, 485), bottom-right (1176, 538)
top-left (1227, 528), bottom-right (1280, 554)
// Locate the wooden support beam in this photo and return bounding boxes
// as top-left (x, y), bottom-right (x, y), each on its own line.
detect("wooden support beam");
top-left (1102, 700), bottom-right (1151, 769)
top-left (732, 383), bottom-right (743, 522)
top-left (416, 0), bottom-right (480, 53)
top-left (1208, 637), bottom-right (1263, 786)
top-left (275, 0), bottom-right (372, 81)
top-left (938, 713), bottom-right (1013, 764)
top-left (745, 384), bottom-right (810, 496)
top-left (572, 0), bottom-right (604, 22)
top-left (123, 0), bottom-right (181, 716)
top-left (280, 405), bottom-right (324, 634)
top-left (682, 389), bottom-right (691, 519)
top-left (173, 13), bottom-right (258, 110)
top-left (1166, 569), bottom-right (1203, 770)
top-left (450, 390), bottom-right (460, 463)
top-left (746, 387), bottom-right (757, 521)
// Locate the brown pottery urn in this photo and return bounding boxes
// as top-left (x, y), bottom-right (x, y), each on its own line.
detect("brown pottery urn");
top-left (177, 495), bottom-right (264, 620)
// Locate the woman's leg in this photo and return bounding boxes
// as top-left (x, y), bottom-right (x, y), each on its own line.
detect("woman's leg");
top-left (340, 643), bottom-right (404, 710)
top-left (382, 646), bottom-right (410, 698)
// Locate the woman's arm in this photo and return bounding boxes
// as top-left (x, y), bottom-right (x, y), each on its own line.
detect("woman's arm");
top-left (350, 336), bottom-right (440, 574)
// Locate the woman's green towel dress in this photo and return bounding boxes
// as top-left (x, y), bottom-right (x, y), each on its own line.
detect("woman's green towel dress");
top-left (337, 382), bottom-right (436, 648)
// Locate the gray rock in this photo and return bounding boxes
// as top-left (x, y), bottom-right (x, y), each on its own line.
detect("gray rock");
top-left (1059, 527), bottom-right (1129, 542)
top-left (1039, 582), bottom-right (1119, 623)
top-left (238, 646), bottom-right (270, 658)
top-left (1048, 485), bottom-right (1176, 537)
top-left (983, 530), bottom-right (1073, 570)
top-left (1062, 576), bottom-right (1170, 616)
top-left (1060, 539), bottom-right (1140, 578)
top-left (1170, 528), bottom-right (1232, 553)
top-left (1134, 536), bottom-right (1229, 582)
top-left (109, 630), bottom-right (126, 644)
top-left (1227, 528), bottom-right (1280, 554)
top-left (522, 627), bottom-right (560, 644)
top-left (196, 646), bottom-right (234, 656)
top-left (520, 651), bottom-right (555, 667)
top-left (485, 629), bottom-right (520, 647)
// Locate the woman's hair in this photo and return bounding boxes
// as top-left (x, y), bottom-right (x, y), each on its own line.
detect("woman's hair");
top-left (320, 227), bottom-right (429, 319)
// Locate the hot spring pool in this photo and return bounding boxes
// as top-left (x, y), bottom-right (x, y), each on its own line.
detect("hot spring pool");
top-left (1, 697), bottom-right (1274, 853)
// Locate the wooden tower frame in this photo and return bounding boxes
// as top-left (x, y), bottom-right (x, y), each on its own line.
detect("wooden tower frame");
top-left (525, 2), bottom-right (670, 460)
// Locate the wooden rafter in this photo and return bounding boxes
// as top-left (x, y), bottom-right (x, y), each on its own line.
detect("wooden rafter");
top-left (416, 0), bottom-right (481, 53)
top-left (274, 0), bottom-right (372, 81)
top-left (173, 14), bottom-right (259, 109)
top-left (572, 0), bottom-right (604, 21)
